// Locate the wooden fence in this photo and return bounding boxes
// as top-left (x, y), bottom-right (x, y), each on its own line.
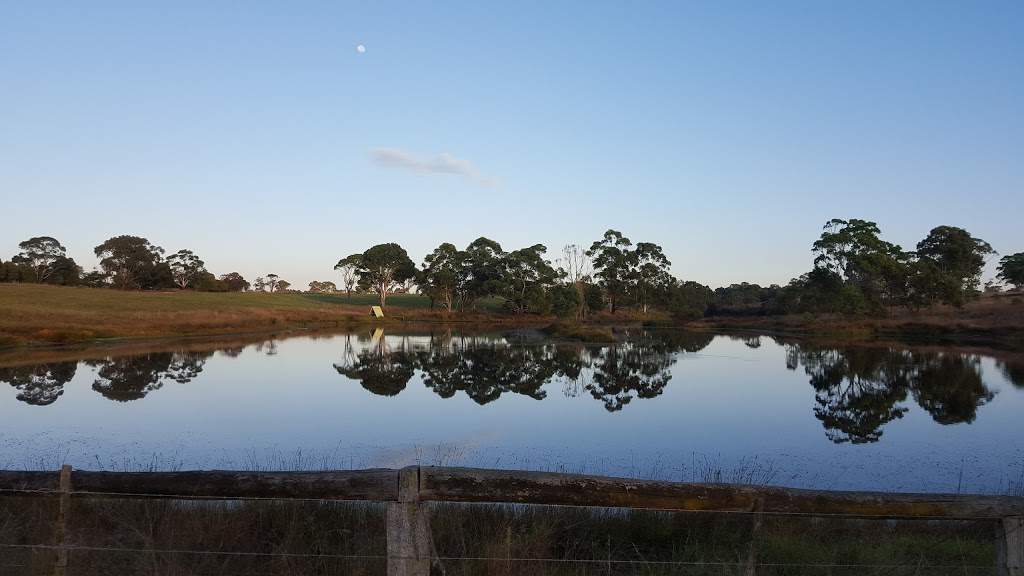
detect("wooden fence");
top-left (1, 465), bottom-right (1022, 575)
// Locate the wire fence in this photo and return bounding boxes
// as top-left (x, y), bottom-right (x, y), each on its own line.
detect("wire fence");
top-left (0, 466), bottom-right (1020, 576)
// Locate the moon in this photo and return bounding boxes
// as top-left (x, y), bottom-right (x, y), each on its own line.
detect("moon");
top-left (357, 44), bottom-right (366, 53)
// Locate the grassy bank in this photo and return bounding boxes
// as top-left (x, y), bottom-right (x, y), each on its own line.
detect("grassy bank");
top-left (0, 284), bottom-right (511, 349)
top-left (0, 496), bottom-right (996, 575)
top-left (686, 295), bottom-right (1024, 350)
top-left (4, 284), bottom-right (1023, 351)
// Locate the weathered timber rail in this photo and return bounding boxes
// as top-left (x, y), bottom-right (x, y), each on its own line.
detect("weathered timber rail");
top-left (1, 465), bottom-right (1022, 575)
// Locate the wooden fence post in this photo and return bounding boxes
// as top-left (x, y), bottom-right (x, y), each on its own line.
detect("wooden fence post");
top-left (387, 466), bottom-right (431, 576)
top-left (997, 516), bottom-right (1023, 576)
top-left (54, 465), bottom-right (71, 576)
top-left (744, 498), bottom-right (765, 576)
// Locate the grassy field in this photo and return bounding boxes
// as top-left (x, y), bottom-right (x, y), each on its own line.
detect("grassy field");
top-left (3, 283), bottom-right (1023, 351)
top-left (0, 284), bottom-right (513, 348)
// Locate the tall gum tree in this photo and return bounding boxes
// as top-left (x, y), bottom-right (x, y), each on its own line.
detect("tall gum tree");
top-left (559, 244), bottom-right (592, 319)
top-left (504, 244), bottom-right (558, 315)
top-left (333, 254), bottom-right (363, 298)
top-left (15, 236), bottom-right (67, 283)
top-left (996, 253), bottom-right (1024, 292)
top-left (420, 242), bottom-right (465, 311)
top-left (588, 230), bottom-right (635, 314)
top-left (357, 243), bottom-right (417, 309)
top-left (631, 242), bottom-right (672, 314)
top-left (93, 235), bottom-right (167, 290)
top-left (914, 226), bottom-right (995, 307)
top-left (166, 249), bottom-right (206, 289)
top-left (462, 237), bottom-right (507, 310)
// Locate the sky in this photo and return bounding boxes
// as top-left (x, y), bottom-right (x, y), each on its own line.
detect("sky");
top-left (1, 1), bottom-right (1021, 291)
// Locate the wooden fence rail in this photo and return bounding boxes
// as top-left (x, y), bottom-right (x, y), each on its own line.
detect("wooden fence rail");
top-left (1, 465), bottom-right (1021, 576)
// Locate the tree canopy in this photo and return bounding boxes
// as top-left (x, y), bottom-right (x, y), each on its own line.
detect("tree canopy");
top-left (15, 236), bottom-right (69, 283)
top-left (356, 243), bottom-right (417, 308)
top-left (94, 235), bottom-right (169, 290)
top-left (166, 249), bottom-right (206, 290)
top-left (997, 253), bottom-right (1024, 291)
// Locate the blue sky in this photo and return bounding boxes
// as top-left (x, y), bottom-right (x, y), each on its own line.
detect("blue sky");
top-left (2, 1), bottom-right (1021, 290)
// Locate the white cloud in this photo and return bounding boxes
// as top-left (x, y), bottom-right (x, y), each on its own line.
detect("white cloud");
top-left (369, 147), bottom-right (498, 187)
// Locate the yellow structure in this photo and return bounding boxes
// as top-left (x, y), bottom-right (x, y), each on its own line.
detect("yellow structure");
top-left (370, 306), bottom-right (384, 318)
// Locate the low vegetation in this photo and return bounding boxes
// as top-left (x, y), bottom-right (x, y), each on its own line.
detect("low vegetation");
top-left (542, 323), bottom-right (618, 343)
top-left (0, 496), bottom-right (996, 576)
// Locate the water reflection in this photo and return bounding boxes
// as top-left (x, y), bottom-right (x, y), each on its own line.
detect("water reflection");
top-left (334, 334), bottom-right (416, 397)
top-left (332, 330), bottom-right (702, 412)
top-left (88, 350), bottom-right (214, 402)
top-left (0, 361), bottom-right (77, 405)
top-left (997, 360), bottom-right (1024, 389)
top-left (785, 343), bottom-right (996, 444)
top-left (0, 330), bottom-right (1013, 446)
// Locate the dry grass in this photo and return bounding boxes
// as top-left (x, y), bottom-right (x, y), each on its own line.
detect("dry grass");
top-left (692, 295), bottom-right (1024, 350)
top-left (0, 496), bottom-right (997, 576)
top-left (0, 285), bottom-right (536, 349)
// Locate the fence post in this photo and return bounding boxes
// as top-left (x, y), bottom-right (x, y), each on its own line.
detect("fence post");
top-left (997, 516), bottom-right (1023, 576)
top-left (54, 465), bottom-right (71, 576)
top-left (387, 466), bottom-right (431, 576)
top-left (744, 498), bottom-right (765, 576)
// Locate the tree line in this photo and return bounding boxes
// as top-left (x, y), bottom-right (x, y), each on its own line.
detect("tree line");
top-left (3, 223), bottom-right (1023, 318)
top-left (710, 220), bottom-right (1022, 318)
top-left (0, 235), bottom-right (278, 293)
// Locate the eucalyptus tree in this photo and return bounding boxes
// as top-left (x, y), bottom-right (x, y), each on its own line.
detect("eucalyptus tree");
top-left (15, 236), bottom-right (68, 283)
top-left (504, 244), bottom-right (559, 315)
top-left (166, 249), bottom-right (206, 289)
top-left (812, 219), bottom-right (908, 313)
top-left (265, 274), bottom-right (281, 293)
top-left (94, 235), bottom-right (169, 290)
top-left (630, 242), bottom-right (672, 314)
top-left (461, 237), bottom-right (508, 310)
top-left (356, 243), bottom-right (417, 308)
top-left (308, 280), bottom-right (338, 293)
top-left (588, 230), bottom-right (635, 314)
top-left (559, 244), bottom-right (592, 319)
top-left (420, 243), bottom-right (466, 311)
top-left (219, 272), bottom-right (250, 292)
top-left (914, 226), bottom-right (995, 307)
top-left (997, 253), bottom-right (1024, 292)
top-left (333, 254), bottom-right (363, 298)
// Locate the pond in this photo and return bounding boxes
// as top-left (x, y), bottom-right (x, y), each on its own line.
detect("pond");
top-left (1, 327), bottom-right (1022, 493)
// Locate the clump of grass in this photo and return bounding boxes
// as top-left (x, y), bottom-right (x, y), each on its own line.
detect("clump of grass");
top-left (542, 323), bottom-right (617, 343)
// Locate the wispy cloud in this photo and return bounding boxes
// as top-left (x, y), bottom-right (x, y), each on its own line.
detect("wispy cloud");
top-left (369, 147), bottom-right (498, 187)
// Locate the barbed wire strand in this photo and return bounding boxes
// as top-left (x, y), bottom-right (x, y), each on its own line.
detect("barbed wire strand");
top-left (0, 543), bottom-right (385, 560)
top-left (0, 487), bottom-right (1014, 521)
top-left (0, 543), bottom-right (996, 569)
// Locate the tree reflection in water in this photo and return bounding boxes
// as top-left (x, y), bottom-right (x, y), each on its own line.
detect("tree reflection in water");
top-left (336, 329), bottom-right (713, 412)
top-left (88, 350), bottom-right (214, 402)
top-left (911, 354), bottom-right (993, 425)
top-left (785, 343), bottom-right (995, 444)
top-left (0, 362), bottom-right (77, 406)
top-left (334, 333), bottom-right (416, 397)
top-left (997, 359), bottom-right (1024, 389)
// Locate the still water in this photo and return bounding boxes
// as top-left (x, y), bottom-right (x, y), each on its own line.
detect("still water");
top-left (1, 328), bottom-right (1022, 493)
